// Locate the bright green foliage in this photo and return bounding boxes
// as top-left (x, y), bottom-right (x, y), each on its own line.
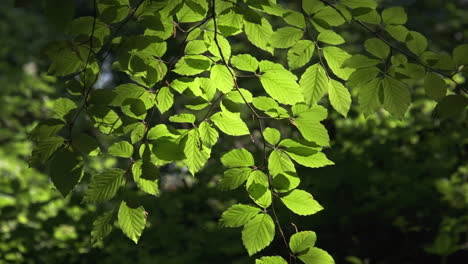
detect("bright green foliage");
top-left (118, 201), bottom-right (147, 244)
top-left (83, 169), bottom-right (125, 203)
top-left (220, 204), bottom-right (261, 227)
top-left (289, 231), bottom-right (317, 253)
top-left (281, 189), bottom-right (323, 215)
top-left (31, 0), bottom-right (467, 261)
top-left (298, 247), bottom-right (335, 264)
top-left (108, 141), bottom-right (134, 158)
top-left (242, 213), bottom-right (275, 256)
top-left (256, 256), bottom-right (288, 264)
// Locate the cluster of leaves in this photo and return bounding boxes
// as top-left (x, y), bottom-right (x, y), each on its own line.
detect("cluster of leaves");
top-left (29, 0), bottom-right (467, 262)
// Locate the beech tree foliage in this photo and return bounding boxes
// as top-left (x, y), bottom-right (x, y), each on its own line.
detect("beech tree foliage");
top-left (29, 0), bottom-right (467, 263)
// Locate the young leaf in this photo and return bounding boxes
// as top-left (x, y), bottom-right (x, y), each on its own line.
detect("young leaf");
top-left (247, 170), bottom-right (272, 208)
top-left (221, 148), bottom-right (254, 167)
top-left (211, 64), bottom-right (234, 93)
top-left (30, 136), bottom-right (64, 166)
top-left (317, 31), bottom-right (345, 45)
top-left (231, 54), bottom-right (259, 72)
top-left (91, 211), bottom-right (114, 245)
top-left (48, 148), bottom-right (83, 197)
top-left (218, 167), bottom-right (252, 191)
top-left (173, 55), bottom-right (211, 76)
top-left (83, 168), bottom-right (125, 203)
top-left (256, 256), bottom-right (288, 264)
top-left (270, 27), bottom-right (304, 49)
top-left (242, 213), bottom-right (275, 256)
top-left (294, 110), bottom-right (330, 147)
top-left (382, 7), bottom-right (407, 25)
top-left (260, 69), bottom-right (304, 105)
top-left (108, 141), bottom-right (134, 158)
top-left (183, 129), bottom-right (210, 175)
top-left (341, 0), bottom-right (377, 9)
top-left (199, 121), bottom-right (219, 148)
top-left (313, 6), bottom-right (345, 27)
top-left (268, 150), bottom-right (295, 176)
top-left (298, 247), bottom-right (335, 264)
top-left (263, 127), bottom-right (281, 145)
top-left (243, 16), bottom-right (274, 54)
top-left (287, 40), bottom-right (315, 70)
top-left (364, 38), bottom-right (390, 59)
top-left (322, 46), bottom-right (355, 80)
top-left (280, 189), bottom-right (324, 215)
top-left (382, 77), bottom-right (410, 117)
top-left (328, 79), bottom-right (351, 117)
top-left (132, 160), bottom-right (160, 196)
top-left (169, 113), bottom-right (196, 124)
top-left (118, 201), bottom-right (147, 244)
top-left (220, 204), bottom-right (261, 227)
top-left (289, 231), bottom-right (317, 254)
top-left (424, 73), bottom-right (447, 101)
top-left (406, 31), bottom-right (427, 56)
top-left (358, 79), bottom-right (382, 116)
top-left (210, 111), bottom-right (250, 136)
top-left (155, 86), bottom-right (174, 114)
top-left (300, 64), bottom-right (329, 105)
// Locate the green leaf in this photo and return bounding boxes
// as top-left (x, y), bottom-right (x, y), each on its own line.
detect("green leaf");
top-left (242, 213), bottom-right (275, 256)
top-left (45, 41), bottom-right (85, 76)
top-left (89, 106), bottom-right (123, 134)
top-left (132, 160), bottom-right (160, 196)
top-left (185, 40), bottom-right (208, 54)
top-left (270, 27), bottom-right (304, 49)
top-left (280, 189), bottom-right (323, 216)
top-left (252, 96), bottom-right (290, 119)
top-left (287, 40), bottom-right (315, 70)
top-left (220, 204), bottom-right (261, 227)
top-left (358, 79), bottom-right (382, 116)
top-left (365, 38), bottom-right (390, 59)
top-left (91, 211), bottom-right (114, 245)
top-left (53, 98), bottom-right (77, 121)
top-left (328, 79), bottom-right (351, 117)
top-left (406, 31), bottom-right (427, 56)
top-left (173, 55), bottom-right (211, 76)
top-left (256, 256), bottom-right (288, 264)
top-left (155, 87), bottom-right (174, 114)
top-left (342, 54), bottom-right (380, 69)
top-left (453, 44), bottom-right (468, 65)
top-left (322, 46), bottom-right (355, 80)
top-left (247, 170), bottom-right (272, 208)
top-left (48, 148), bottom-right (83, 197)
top-left (382, 7), bottom-right (407, 25)
top-left (317, 31), bottom-right (345, 45)
top-left (211, 64), bottom-right (234, 93)
top-left (169, 113), bottom-right (196, 124)
top-left (385, 25), bottom-right (409, 42)
top-left (199, 121), bottom-right (219, 147)
top-left (176, 0), bottom-right (208, 23)
top-left (298, 247), bottom-right (335, 264)
top-left (231, 54), bottom-right (259, 72)
top-left (118, 201), bottom-right (147, 244)
top-left (221, 148), bottom-right (254, 167)
top-left (341, 0), bottom-right (377, 9)
top-left (108, 141), bottom-right (134, 158)
top-left (313, 6), bottom-right (345, 27)
top-left (294, 109), bottom-right (330, 147)
top-left (219, 167), bottom-right (252, 191)
top-left (287, 150), bottom-right (333, 169)
top-left (206, 33), bottom-right (232, 60)
top-left (289, 231), bottom-right (317, 254)
top-left (382, 77), bottom-right (411, 117)
top-left (211, 111), bottom-right (250, 136)
top-left (268, 150), bottom-right (295, 176)
top-left (302, 0), bottom-right (325, 15)
top-left (424, 73), bottom-right (447, 101)
top-left (182, 129), bottom-right (210, 175)
top-left (73, 133), bottom-right (100, 156)
top-left (260, 68), bottom-right (304, 105)
top-left (300, 64), bottom-right (329, 105)
top-left (83, 168), bottom-right (125, 203)
top-left (98, 0), bottom-right (129, 24)
top-left (283, 11), bottom-right (306, 29)
top-left (353, 9), bottom-right (381, 25)
top-left (263, 127), bottom-right (281, 145)
top-left (30, 136), bottom-right (64, 166)
top-left (244, 16), bottom-right (274, 54)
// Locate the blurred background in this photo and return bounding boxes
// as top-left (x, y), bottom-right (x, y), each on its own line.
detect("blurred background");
top-left (0, 0), bottom-right (467, 263)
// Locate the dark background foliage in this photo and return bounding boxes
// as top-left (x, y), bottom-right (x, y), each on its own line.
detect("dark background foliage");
top-left (1, 0), bottom-right (467, 263)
